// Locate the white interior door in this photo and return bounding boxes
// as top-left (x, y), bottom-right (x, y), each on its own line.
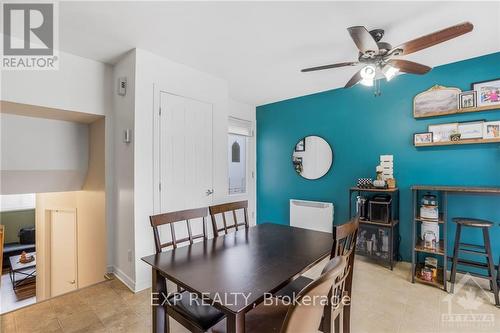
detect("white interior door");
top-left (159, 92), bottom-right (213, 212)
top-left (50, 209), bottom-right (77, 297)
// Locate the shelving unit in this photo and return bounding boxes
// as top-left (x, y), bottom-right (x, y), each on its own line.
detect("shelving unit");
top-left (411, 185), bottom-right (500, 291)
top-left (349, 187), bottom-right (400, 270)
top-left (411, 186), bottom-right (448, 291)
top-left (415, 137), bottom-right (500, 147)
top-left (414, 104), bottom-right (500, 119)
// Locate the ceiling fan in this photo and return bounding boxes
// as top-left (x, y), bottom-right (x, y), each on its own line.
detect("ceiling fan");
top-left (301, 22), bottom-right (474, 88)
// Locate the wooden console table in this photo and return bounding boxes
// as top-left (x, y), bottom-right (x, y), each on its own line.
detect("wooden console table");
top-left (411, 185), bottom-right (500, 291)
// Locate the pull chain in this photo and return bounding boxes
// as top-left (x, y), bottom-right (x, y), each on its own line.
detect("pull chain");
top-left (373, 79), bottom-right (381, 97)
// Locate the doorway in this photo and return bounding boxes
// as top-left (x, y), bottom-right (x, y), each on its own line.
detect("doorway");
top-left (157, 92), bottom-right (214, 212)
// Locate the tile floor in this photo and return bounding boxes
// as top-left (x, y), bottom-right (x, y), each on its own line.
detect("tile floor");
top-left (1, 258), bottom-right (500, 333)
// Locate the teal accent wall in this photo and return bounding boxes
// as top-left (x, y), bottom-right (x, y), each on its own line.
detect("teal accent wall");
top-left (256, 52), bottom-right (500, 262)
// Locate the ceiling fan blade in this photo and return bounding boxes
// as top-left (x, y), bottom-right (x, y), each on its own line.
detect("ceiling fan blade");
top-left (388, 59), bottom-right (431, 74)
top-left (344, 69), bottom-right (363, 88)
top-left (301, 62), bottom-right (358, 72)
top-left (391, 22), bottom-right (473, 56)
top-left (347, 26), bottom-right (379, 54)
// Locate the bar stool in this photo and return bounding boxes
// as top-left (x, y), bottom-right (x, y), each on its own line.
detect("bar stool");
top-left (449, 217), bottom-right (499, 306)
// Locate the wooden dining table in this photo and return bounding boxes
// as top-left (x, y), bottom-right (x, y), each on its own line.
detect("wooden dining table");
top-left (142, 223), bottom-right (334, 333)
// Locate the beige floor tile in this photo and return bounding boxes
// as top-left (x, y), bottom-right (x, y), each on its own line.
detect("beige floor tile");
top-left (1, 312), bottom-right (17, 333)
top-left (16, 317), bottom-right (61, 333)
top-left (101, 307), bottom-right (142, 332)
top-left (58, 309), bottom-right (101, 333)
top-left (3, 258), bottom-right (500, 333)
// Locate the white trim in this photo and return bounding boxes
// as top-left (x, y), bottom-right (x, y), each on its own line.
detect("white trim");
top-left (112, 266), bottom-right (136, 292)
top-left (134, 279), bottom-right (152, 293)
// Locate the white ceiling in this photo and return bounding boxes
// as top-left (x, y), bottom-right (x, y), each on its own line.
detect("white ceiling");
top-left (57, 1), bottom-right (500, 105)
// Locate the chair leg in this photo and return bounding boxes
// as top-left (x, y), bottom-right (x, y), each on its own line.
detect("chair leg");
top-left (483, 228), bottom-right (500, 307)
top-left (449, 224), bottom-right (461, 293)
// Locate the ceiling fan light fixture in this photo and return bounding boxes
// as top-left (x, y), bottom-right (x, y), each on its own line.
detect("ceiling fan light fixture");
top-left (359, 65), bottom-right (375, 86)
top-left (360, 78), bottom-right (374, 87)
top-left (360, 65), bottom-right (376, 80)
top-left (382, 64), bottom-right (399, 81)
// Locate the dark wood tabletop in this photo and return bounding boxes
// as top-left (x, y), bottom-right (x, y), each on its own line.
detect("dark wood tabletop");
top-left (142, 223), bottom-right (333, 314)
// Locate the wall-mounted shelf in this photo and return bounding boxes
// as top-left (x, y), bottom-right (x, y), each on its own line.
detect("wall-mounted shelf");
top-left (414, 104), bottom-right (500, 119)
top-left (415, 137), bottom-right (500, 147)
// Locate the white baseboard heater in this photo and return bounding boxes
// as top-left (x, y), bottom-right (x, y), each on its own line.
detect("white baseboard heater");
top-left (290, 199), bottom-right (334, 233)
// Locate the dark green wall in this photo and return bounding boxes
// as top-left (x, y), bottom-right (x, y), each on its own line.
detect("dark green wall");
top-left (0, 209), bottom-right (35, 243)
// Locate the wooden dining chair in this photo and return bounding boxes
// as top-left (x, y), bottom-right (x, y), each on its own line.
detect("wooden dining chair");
top-left (149, 207), bottom-right (225, 333)
top-left (209, 200), bottom-right (249, 237)
top-left (275, 218), bottom-right (359, 333)
top-left (212, 255), bottom-right (349, 333)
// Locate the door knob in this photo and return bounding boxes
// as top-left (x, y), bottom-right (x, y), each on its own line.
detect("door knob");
top-left (206, 189), bottom-right (214, 196)
top-left (69, 280), bottom-right (76, 284)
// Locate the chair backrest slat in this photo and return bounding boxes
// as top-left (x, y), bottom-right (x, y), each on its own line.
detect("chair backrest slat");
top-left (209, 200), bottom-right (249, 237)
top-left (331, 218), bottom-right (359, 259)
top-left (280, 256), bottom-right (348, 333)
top-left (149, 207), bottom-right (209, 253)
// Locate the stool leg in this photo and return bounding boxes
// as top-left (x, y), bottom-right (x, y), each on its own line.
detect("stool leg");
top-left (483, 227), bottom-right (499, 306)
top-left (450, 224), bottom-right (462, 293)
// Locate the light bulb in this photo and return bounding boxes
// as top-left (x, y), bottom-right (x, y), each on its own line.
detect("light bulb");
top-left (360, 78), bottom-right (374, 87)
top-left (382, 65), bottom-right (399, 81)
top-left (360, 65), bottom-right (376, 80)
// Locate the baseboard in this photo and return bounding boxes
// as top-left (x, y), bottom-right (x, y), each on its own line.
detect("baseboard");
top-left (134, 279), bottom-right (152, 293)
top-left (111, 266), bottom-right (136, 292)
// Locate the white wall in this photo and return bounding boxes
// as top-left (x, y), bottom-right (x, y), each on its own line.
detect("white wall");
top-left (0, 113), bottom-right (89, 194)
top-left (1, 50), bottom-right (112, 116)
top-left (110, 50), bottom-right (137, 288)
top-left (1, 50), bottom-right (115, 271)
top-left (131, 49), bottom-right (256, 291)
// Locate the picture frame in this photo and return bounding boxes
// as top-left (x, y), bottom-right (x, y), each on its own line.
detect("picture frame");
top-left (413, 85), bottom-right (461, 118)
top-left (472, 78), bottom-right (500, 107)
top-left (459, 91), bottom-right (477, 109)
top-left (414, 132), bottom-right (433, 145)
top-left (483, 121), bottom-right (500, 139)
top-left (428, 122), bottom-right (459, 142)
top-left (458, 120), bottom-right (483, 139)
top-left (294, 138), bottom-right (305, 152)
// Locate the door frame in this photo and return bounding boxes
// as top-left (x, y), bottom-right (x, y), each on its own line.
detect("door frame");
top-left (152, 85), bottom-right (215, 215)
top-left (48, 208), bottom-right (78, 297)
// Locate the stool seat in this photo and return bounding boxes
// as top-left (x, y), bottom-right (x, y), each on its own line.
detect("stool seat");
top-left (452, 217), bottom-right (493, 228)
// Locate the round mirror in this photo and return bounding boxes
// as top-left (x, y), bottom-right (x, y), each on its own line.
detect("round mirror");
top-left (292, 136), bottom-right (333, 180)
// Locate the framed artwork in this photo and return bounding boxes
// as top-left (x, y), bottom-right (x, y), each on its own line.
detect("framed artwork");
top-left (483, 121), bottom-right (500, 139)
top-left (472, 78), bottom-right (500, 107)
top-left (294, 138), bottom-right (305, 152)
top-left (458, 121), bottom-right (483, 139)
top-left (428, 123), bottom-right (459, 142)
top-left (459, 91), bottom-right (477, 109)
top-left (413, 85), bottom-right (461, 118)
top-left (414, 132), bottom-right (433, 145)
